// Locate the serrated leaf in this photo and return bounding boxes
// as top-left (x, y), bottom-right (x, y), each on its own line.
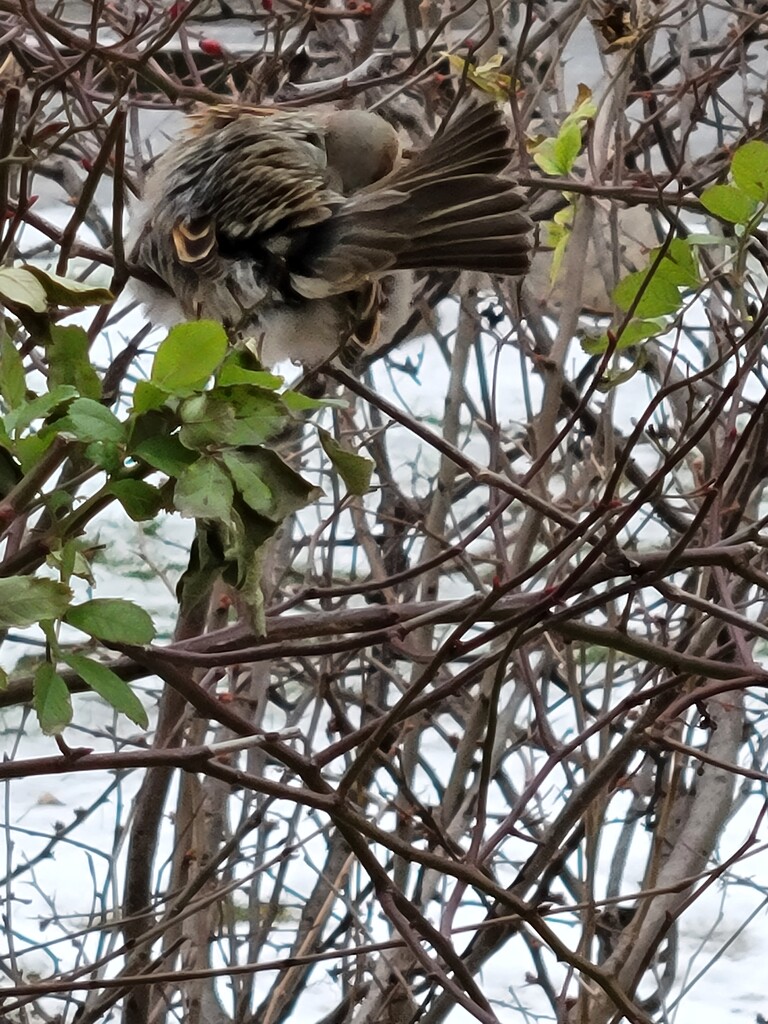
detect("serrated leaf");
top-left (174, 456), bottom-right (234, 522)
top-left (151, 321), bottom-right (228, 394)
top-left (650, 239), bottom-right (700, 288)
top-left (178, 387), bottom-right (287, 448)
top-left (222, 450), bottom-right (273, 514)
top-left (231, 448), bottom-right (322, 522)
top-left (133, 434), bottom-right (197, 476)
top-left (613, 271), bottom-right (682, 318)
top-left (65, 598), bottom-right (156, 645)
top-left (0, 267), bottom-right (48, 311)
top-left (731, 140), bottom-right (768, 202)
top-left (58, 397), bottom-right (125, 444)
top-left (0, 330), bottom-right (26, 409)
top-left (0, 577), bottom-right (72, 628)
top-left (46, 540), bottom-right (95, 585)
top-left (25, 266), bottom-right (113, 307)
top-left (63, 653), bottom-right (148, 728)
top-left (47, 326), bottom-right (101, 399)
top-left (700, 184), bottom-right (756, 224)
top-left (5, 385), bottom-right (79, 437)
top-left (108, 479), bottom-right (164, 521)
top-left (34, 662), bottom-right (73, 735)
top-left (319, 430), bottom-right (373, 495)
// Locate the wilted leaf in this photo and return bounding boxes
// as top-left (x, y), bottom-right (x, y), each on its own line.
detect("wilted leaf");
top-left (33, 662), bottom-right (73, 735)
top-left (64, 653), bottom-right (148, 728)
top-left (0, 577), bottom-right (72, 628)
top-left (65, 598), bottom-right (156, 645)
top-left (0, 267), bottom-right (48, 311)
top-left (320, 430), bottom-right (373, 495)
top-left (26, 266), bottom-right (113, 306)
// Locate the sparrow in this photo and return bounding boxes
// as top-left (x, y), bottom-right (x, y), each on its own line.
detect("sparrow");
top-left (128, 100), bottom-right (532, 367)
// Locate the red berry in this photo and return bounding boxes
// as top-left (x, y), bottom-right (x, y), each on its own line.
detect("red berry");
top-left (261, 0), bottom-right (273, 10)
top-left (169, 0), bottom-right (187, 16)
top-left (199, 38), bottom-right (224, 57)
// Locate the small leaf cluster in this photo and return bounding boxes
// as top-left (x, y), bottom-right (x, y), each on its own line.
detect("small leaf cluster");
top-left (701, 140), bottom-right (768, 226)
top-left (528, 87), bottom-right (598, 279)
top-left (580, 238), bottom-right (702, 362)
top-left (0, 270), bottom-right (371, 735)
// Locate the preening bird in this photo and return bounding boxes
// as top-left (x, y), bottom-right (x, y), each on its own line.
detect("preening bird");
top-left (129, 100), bottom-right (532, 367)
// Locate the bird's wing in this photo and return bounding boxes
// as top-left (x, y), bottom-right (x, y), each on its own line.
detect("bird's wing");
top-left (291, 101), bottom-right (531, 297)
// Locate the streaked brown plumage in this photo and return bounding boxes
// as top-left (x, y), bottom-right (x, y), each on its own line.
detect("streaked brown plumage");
top-left (129, 101), bottom-right (531, 366)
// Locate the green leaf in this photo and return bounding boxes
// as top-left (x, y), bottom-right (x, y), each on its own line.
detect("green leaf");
top-left (700, 184), bottom-right (756, 224)
top-left (217, 352), bottom-right (283, 389)
top-left (0, 666), bottom-right (7, 691)
top-left (319, 430), bottom-right (373, 495)
top-left (84, 440), bottom-right (122, 473)
top-left (57, 397), bottom-right (126, 444)
top-left (552, 120), bottom-right (582, 175)
top-left (280, 390), bottom-right (347, 412)
top-left (151, 321), bottom-right (228, 394)
top-left (0, 577), bottom-right (72, 628)
top-left (133, 434), bottom-right (198, 476)
top-left (231, 448), bottom-right (322, 522)
top-left (5, 385), bottom-right (79, 436)
top-left (34, 661), bottom-right (73, 735)
top-left (650, 239), bottom-right (700, 288)
top-left (25, 266), bottom-right (113, 307)
top-left (613, 271), bottom-right (682, 318)
top-left (222, 450), bottom-right (273, 515)
top-left (0, 267), bottom-right (48, 311)
top-left (730, 140), bottom-right (768, 202)
top-left (132, 380), bottom-right (169, 414)
top-left (108, 479), bottom-right (164, 521)
top-left (174, 456), bottom-right (234, 522)
top-left (178, 387), bottom-right (287, 448)
top-left (531, 137), bottom-right (562, 176)
top-left (46, 539), bottom-right (95, 585)
top-left (47, 326), bottom-right (101, 399)
top-left (63, 653), bottom-right (148, 728)
top-left (0, 330), bottom-right (26, 409)
top-left (65, 598), bottom-right (156, 645)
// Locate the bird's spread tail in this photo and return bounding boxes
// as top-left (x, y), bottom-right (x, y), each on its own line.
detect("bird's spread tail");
top-left (296, 101), bottom-right (532, 295)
